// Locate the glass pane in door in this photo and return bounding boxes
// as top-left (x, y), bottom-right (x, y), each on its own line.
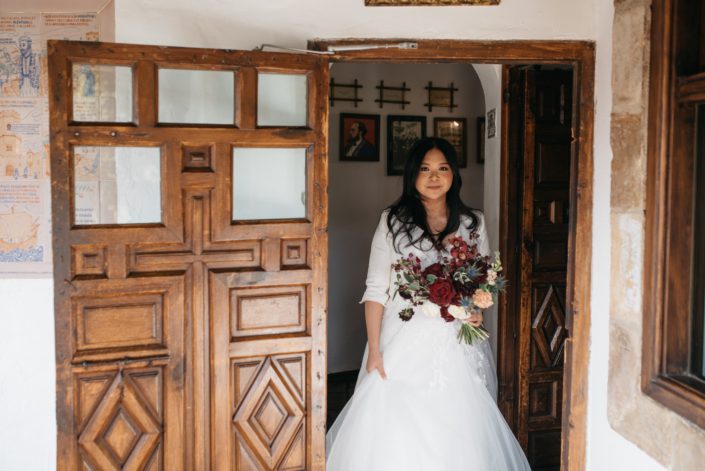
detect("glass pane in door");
top-left (232, 147), bottom-right (306, 220)
top-left (72, 64), bottom-right (133, 122)
top-left (158, 68), bottom-right (235, 124)
top-left (257, 73), bottom-right (307, 126)
top-left (73, 146), bottom-right (161, 225)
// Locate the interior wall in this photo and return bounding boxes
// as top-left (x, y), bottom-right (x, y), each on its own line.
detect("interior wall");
top-left (473, 64), bottom-right (503, 359)
top-left (327, 62), bottom-right (486, 373)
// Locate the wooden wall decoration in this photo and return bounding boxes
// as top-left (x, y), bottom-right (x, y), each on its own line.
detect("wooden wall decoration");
top-left (424, 81), bottom-right (458, 112)
top-left (374, 80), bottom-right (411, 109)
top-left (330, 78), bottom-right (363, 107)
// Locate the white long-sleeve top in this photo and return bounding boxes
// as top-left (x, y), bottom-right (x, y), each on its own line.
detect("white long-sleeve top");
top-left (359, 209), bottom-right (491, 308)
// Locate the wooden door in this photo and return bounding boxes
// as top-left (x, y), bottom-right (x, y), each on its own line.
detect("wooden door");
top-left (49, 41), bottom-right (328, 470)
top-left (504, 67), bottom-right (573, 471)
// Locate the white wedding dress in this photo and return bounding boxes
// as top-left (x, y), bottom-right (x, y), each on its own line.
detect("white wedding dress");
top-left (326, 210), bottom-right (531, 471)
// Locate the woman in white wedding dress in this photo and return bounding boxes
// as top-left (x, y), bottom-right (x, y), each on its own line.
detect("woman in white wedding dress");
top-left (326, 138), bottom-right (531, 471)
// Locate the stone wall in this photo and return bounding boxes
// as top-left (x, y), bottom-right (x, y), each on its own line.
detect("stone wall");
top-left (608, 0), bottom-right (705, 468)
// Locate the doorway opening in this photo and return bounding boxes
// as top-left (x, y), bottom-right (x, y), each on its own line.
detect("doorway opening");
top-left (326, 60), bottom-right (490, 417)
top-left (315, 39), bottom-right (594, 471)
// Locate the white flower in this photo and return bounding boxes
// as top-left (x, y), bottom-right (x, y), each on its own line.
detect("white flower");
top-left (487, 269), bottom-right (497, 286)
top-left (421, 302), bottom-right (441, 318)
top-left (448, 304), bottom-right (470, 320)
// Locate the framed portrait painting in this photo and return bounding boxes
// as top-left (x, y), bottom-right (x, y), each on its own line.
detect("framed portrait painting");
top-left (434, 117), bottom-right (467, 167)
top-left (340, 113), bottom-right (380, 161)
top-left (387, 115), bottom-right (426, 175)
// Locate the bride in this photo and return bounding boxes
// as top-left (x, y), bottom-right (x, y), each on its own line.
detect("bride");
top-left (326, 137), bottom-right (531, 470)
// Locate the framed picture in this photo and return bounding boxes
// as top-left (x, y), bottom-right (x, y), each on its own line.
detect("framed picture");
top-left (366, 0), bottom-right (500, 5)
top-left (477, 117), bottom-right (486, 164)
top-left (340, 113), bottom-right (380, 161)
top-left (387, 115), bottom-right (426, 175)
top-left (487, 108), bottom-right (496, 138)
top-left (434, 117), bottom-right (467, 167)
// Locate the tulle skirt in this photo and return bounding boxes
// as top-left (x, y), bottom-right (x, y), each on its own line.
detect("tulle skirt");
top-left (326, 304), bottom-right (531, 471)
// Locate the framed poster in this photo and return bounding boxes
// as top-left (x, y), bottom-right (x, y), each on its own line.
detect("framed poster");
top-left (387, 115), bottom-right (426, 175)
top-left (340, 113), bottom-right (380, 161)
top-left (434, 117), bottom-right (467, 167)
top-left (487, 108), bottom-right (496, 138)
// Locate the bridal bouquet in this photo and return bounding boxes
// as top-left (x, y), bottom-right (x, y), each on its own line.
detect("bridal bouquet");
top-left (392, 235), bottom-right (506, 345)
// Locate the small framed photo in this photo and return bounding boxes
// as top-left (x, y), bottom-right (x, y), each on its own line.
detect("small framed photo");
top-left (434, 117), bottom-right (467, 167)
top-left (487, 108), bottom-right (496, 138)
top-left (477, 117), bottom-right (486, 164)
top-left (387, 115), bottom-right (426, 175)
top-left (340, 113), bottom-right (380, 161)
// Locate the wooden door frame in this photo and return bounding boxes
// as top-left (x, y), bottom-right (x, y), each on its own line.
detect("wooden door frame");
top-left (309, 39), bottom-right (594, 471)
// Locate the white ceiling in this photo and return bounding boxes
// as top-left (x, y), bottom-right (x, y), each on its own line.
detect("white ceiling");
top-left (0, 0), bottom-right (109, 13)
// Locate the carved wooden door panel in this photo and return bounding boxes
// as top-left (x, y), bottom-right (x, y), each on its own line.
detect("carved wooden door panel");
top-left (49, 41), bottom-right (328, 470)
top-left (517, 69), bottom-right (573, 471)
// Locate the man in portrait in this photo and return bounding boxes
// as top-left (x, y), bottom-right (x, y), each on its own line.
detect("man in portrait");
top-left (344, 121), bottom-right (377, 159)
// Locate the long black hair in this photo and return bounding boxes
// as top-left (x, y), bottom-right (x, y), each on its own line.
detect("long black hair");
top-left (387, 137), bottom-right (478, 252)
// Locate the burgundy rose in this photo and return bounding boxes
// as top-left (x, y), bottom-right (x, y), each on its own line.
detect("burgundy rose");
top-left (454, 279), bottom-right (474, 297)
top-left (428, 278), bottom-right (455, 306)
top-left (423, 263), bottom-right (444, 278)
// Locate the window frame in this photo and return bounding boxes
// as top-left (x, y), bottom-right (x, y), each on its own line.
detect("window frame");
top-left (643, 0), bottom-right (705, 429)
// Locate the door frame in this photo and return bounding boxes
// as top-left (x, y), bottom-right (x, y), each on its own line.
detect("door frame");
top-left (309, 39), bottom-right (594, 471)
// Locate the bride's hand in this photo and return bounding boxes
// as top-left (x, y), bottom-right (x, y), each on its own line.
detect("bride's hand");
top-left (466, 310), bottom-right (483, 327)
top-left (366, 349), bottom-right (387, 379)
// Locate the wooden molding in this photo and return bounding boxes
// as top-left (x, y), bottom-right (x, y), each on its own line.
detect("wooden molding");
top-left (312, 37), bottom-right (595, 471)
top-left (642, 0), bottom-right (705, 431)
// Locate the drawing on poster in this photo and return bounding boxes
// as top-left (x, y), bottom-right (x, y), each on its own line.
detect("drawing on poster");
top-left (0, 14), bottom-right (40, 97)
top-left (18, 35), bottom-right (40, 95)
top-left (0, 181), bottom-right (48, 263)
top-left (73, 146), bottom-right (117, 225)
top-left (0, 98), bottom-right (48, 181)
top-left (0, 206), bottom-right (41, 262)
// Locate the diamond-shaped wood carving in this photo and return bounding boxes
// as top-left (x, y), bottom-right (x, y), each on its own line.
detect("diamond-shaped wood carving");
top-left (101, 407), bottom-right (141, 464)
top-left (273, 354), bottom-right (306, 404)
top-left (531, 285), bottom-right (566, 368)
top-left (78, 369), bottom-right (161, 470)
top-left (233, 358), bottom-right (305, 469)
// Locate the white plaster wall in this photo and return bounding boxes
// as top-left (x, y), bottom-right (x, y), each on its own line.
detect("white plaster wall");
top-left (585, 0), bottom-right (664, 469)
top-left (0, 0), bottom-right (685, 469)
top-left (474, 63), bottom-right (502, 360)
top-left (327, 62), bottom-right (486, 373)
top-left (114, 0), bottom-right (595, 49)
top-left (0, 279), bottom-right (56, 470)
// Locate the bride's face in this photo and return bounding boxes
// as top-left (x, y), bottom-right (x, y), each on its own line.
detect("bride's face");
top-left (415, 148), bottom-right (453, 202)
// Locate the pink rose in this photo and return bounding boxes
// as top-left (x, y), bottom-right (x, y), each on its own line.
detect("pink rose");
top-left (472, 289), bottom-right (494, 309)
